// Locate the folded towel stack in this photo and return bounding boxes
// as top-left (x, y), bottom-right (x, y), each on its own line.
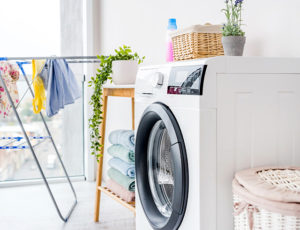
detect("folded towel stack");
top-left (106, 130), bottom-right (135, 202)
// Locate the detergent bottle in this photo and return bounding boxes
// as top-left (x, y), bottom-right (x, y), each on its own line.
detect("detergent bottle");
top-left (166, 18), bottom-right (177, 62)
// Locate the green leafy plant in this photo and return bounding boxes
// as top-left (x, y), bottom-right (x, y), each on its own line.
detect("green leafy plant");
top-left (222, 0), bottom-right (245, 36)
top-left (88, 45), bottom-right (145, 160)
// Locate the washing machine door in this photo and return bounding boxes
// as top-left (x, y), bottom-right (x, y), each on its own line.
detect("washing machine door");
top-left (135, 102), bottom-right (189, 230)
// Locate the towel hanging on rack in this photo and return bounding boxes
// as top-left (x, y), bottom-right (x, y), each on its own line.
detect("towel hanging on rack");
top-left (32, 59), bottom-right (46, 114)
top-left (43, 59), bottom-right (81, 117)
top-left (0, 61), bottom-right (20, 118)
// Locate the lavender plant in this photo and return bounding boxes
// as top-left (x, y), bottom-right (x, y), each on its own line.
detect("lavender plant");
top-left (222, 0), bottom-right (245, 36)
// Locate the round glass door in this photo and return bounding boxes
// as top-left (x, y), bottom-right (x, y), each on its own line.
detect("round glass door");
top-left (147, 120), bottom-right (174, 218)
top-left (135, 103), bottom-right (189, 230)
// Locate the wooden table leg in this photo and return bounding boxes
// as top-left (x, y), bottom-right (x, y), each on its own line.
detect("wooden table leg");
top-left (131, 97), bottom-right (135, 130)
top-left (131, 96), bottom-right (135, 217)
top-left (94, 93), bottom-right (108, 222)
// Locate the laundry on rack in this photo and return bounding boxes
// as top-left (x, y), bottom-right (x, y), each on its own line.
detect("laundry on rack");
top-left (0, 61), bottom-right (20, 118)
top-left (32, 59), bottom-right (46, 114)
top-left (17, 59), bottom-right (81, 117)
top-left (43, 59), bottom-right (81, 117)
top-left (39, 61), bottom-right (49, 89)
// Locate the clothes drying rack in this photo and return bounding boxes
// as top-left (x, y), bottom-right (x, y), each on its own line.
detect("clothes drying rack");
top-left (0, 56), bottom-right (100, 222)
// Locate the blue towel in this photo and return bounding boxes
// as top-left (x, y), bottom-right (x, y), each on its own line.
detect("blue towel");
top-left (108, 130), bottom-right (135, 151)
top-left (108, 157), bottom-right (135, 178)
top-left (44, 59), bottom-right (81, 117)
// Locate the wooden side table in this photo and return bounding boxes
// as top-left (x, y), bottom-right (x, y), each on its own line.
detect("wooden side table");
top-left (94, 86), bottom-right (135, 222)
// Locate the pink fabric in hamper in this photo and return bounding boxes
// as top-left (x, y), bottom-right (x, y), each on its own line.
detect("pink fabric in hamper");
top-left (232, 178), bottom-right (300, 217)
top-left (235, 166), bottom-right (300, 203)
top-left (106, 179), bottom-right (135, 202)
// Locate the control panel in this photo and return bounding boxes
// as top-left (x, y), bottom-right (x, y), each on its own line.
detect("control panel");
top-left (167, 65), bottom-right (207, 95)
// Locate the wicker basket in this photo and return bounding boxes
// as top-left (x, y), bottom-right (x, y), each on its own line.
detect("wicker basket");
top-left (171, 23), bottom-right (224, 61)
top-left (233, 167), bottom-right (300, 230)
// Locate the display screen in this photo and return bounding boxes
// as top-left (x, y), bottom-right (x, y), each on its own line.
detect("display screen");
top-left (167, 65), bottom-right (207, 95)
top-left (175, 71), bottom-right (190, 83)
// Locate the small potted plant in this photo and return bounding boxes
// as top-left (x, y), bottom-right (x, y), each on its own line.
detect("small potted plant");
top-left (88, 45), bottom-right (144, 159)
top-left (221, 0), bottom-right (246, 56)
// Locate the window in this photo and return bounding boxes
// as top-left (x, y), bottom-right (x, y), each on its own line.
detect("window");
top-left (0, 0), bottom-right (84, 183)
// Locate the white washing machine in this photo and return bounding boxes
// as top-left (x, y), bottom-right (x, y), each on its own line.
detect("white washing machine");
top-left (135, 56), bottom-right (300, 230)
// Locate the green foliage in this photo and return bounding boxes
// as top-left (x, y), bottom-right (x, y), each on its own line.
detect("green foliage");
top-left (88, 45), bottom-right (145, 160)
top-left (221, 0), bottom-right (245, 37)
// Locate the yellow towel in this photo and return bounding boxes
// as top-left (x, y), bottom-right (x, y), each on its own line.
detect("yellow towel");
top-left (32, 59), bottom-right (46, 114)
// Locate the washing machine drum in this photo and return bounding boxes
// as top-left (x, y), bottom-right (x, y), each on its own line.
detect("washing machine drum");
top-left (135, 103), bottom-right (189, 230)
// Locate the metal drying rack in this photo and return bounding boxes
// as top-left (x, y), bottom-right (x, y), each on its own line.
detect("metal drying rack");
top-left (0, 56), bottom-right (100, 222)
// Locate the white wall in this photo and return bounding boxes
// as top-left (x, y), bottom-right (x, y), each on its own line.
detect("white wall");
top-left (91, 0), bottom-right (300, 181)
top-left (98, 0), bottom-right (300, 64)
top-left (60, 0), bottom-right (85, 177)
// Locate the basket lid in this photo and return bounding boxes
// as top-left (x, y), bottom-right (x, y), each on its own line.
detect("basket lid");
top-left (235, 166), bottom-right (300, 203)
top-left (170, 23), bottom-right (223, 37)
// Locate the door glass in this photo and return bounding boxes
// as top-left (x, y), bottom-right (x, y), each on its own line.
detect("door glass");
top-left (147, 120), bottom-right (174, 217)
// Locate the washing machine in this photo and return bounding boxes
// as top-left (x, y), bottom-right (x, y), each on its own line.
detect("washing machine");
top-left (135, 56), bottom-right (300, 230)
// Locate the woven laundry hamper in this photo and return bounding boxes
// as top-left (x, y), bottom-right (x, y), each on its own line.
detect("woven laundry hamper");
top-left (233, 167), bottom-right (300, 230)
top-left (170, 23), bottom-right (224, 61)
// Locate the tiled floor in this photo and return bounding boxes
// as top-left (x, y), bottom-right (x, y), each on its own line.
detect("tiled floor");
top-left (0, 181), bottom-right (135, 230)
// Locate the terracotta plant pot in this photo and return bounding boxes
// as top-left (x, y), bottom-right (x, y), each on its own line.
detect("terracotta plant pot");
top-left (222, 36), bottom-right (246, 56)
top-left (111, 60), bottom-right (138, 85)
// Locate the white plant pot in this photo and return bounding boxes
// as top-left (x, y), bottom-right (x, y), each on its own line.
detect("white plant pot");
top-left (111, 60), bottom-right (138, 85)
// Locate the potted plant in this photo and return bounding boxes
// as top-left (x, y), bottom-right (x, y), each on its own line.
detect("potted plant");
top-left (221, 0), bottom-right (246, 56)
top-left (88, 45), bottom-right (144, 159)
